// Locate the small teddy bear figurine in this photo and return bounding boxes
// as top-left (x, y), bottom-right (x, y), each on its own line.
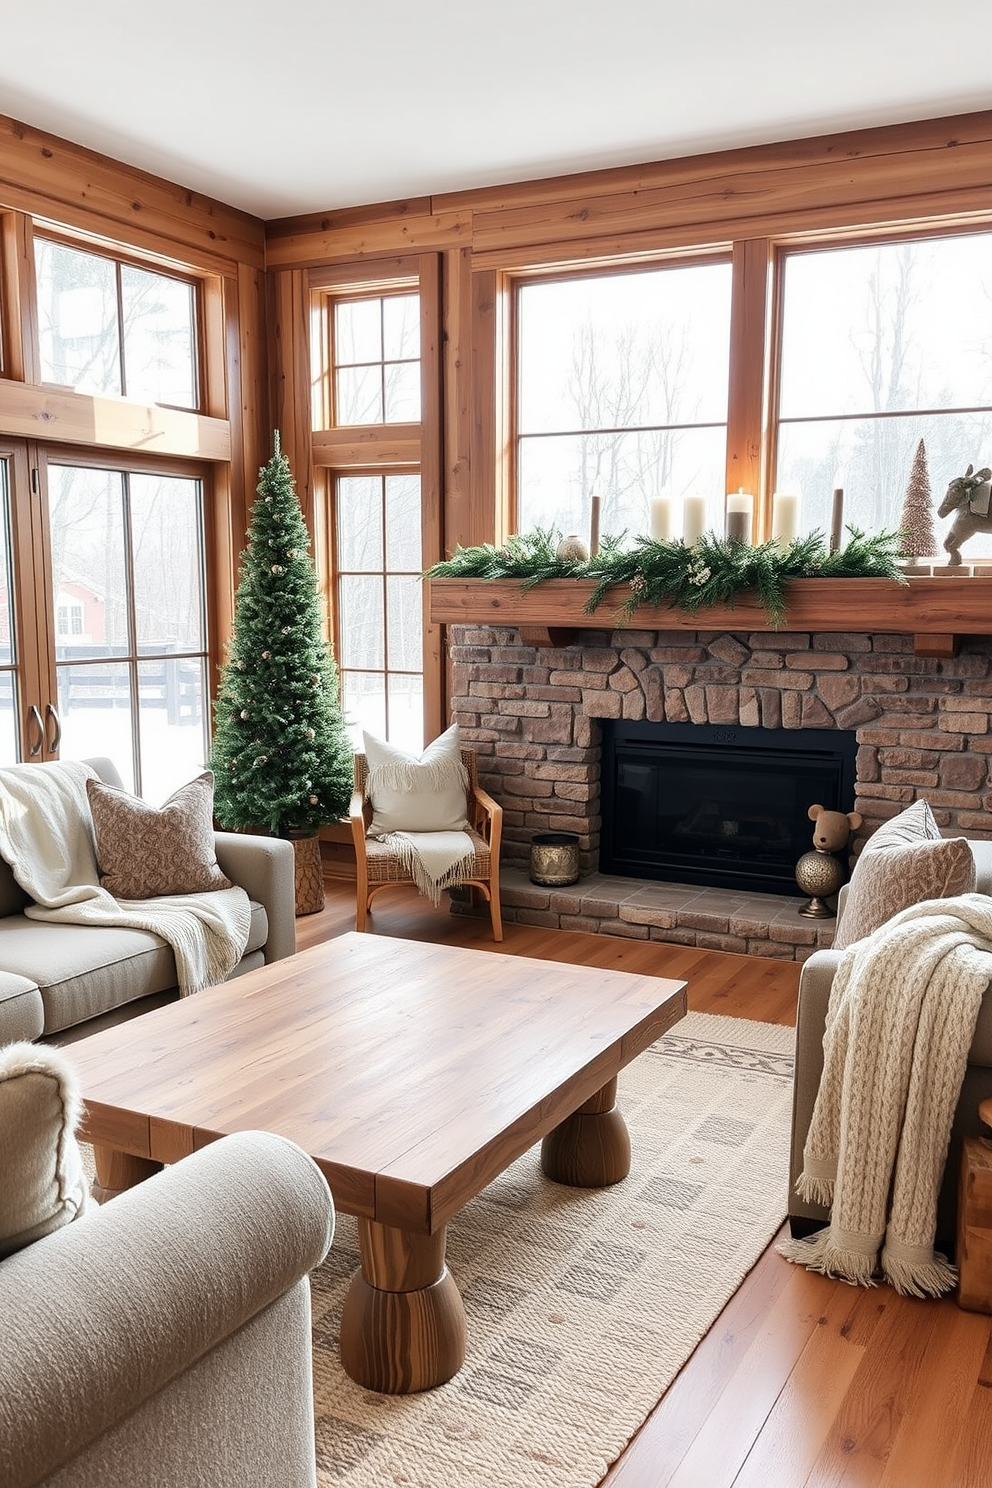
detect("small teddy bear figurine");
top-left (808, 802), bottom-right (863, 854)
top-left (796, 803), bottom-right (864, 918)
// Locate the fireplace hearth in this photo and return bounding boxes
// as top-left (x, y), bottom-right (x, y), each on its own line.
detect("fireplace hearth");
top-left (600, 721), bottom-right (858, 895)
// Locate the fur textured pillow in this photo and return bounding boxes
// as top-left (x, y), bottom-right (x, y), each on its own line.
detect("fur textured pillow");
top-left (0, 1041), bottom-right (89, 1258)
top-left (364, 724), bottom-right (469, 836)
top-left (834, 799), bottom-right (976, 949)
top-left (86, 772), bottom-right (233, 900)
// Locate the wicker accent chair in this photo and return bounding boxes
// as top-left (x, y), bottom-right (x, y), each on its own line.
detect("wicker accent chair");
top-left (350, 747), bottom-right (504, 941)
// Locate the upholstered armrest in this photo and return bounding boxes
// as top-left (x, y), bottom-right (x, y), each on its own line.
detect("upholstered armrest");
top-left (0, 1130), bottom-right (334, 1488)
top-left (214, 831), bottom-right (296, 963)
top-left (0, 971), bottom-right (44, 1045)
top-left (789, 948), bottom-right (844, 1226)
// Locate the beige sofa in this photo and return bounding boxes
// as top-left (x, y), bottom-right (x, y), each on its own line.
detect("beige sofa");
top-left (0, 1128), bottom-right (334, 1488)
top-left (789, 837), bottom-right (992, 1253)
top-left (0, 757), bottom-right (297, 1048)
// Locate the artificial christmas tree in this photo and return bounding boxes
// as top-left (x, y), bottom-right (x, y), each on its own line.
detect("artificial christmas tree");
top-left (898, 438), bottom-right (937, 563)
top-left (210, 434), bottom-right (353, 913)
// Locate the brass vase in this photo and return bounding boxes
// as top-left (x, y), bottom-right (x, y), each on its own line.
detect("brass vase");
top-left (795, 847), bottom-right (845, 918)
top-left (530, 832), bottom-right (580, 886)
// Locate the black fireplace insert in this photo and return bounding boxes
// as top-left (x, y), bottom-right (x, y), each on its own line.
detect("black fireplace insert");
top-left (600, 720), bottom-right (858, 895)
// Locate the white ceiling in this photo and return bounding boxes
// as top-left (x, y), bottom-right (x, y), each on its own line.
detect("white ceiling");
top-left (1, 0), bottom-right (990, 222)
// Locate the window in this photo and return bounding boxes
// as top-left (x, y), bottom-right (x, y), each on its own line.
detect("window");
top-left (56, 601), bottom-right (84, 637)
top-left (336, 473), bottom-right (423, 751)
top-left (331, 293), bottom-right (420, 426)
top-left (515, 261), bottom-right (733, 543)
top-left (311, 266), bottom-right (436, 755)
top-left (34, 238), bottom-right (199, 410)
top-left (48, 462), bottom-right (209, 799)
top-left (775, 231), bottom-right (992, 555)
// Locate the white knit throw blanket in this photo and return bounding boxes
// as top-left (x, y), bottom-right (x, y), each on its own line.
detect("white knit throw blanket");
top-left (779, 893), bottom-right (992, 1297)
top-left (0, 760), bottom-right (251, 997)
top-left (377, 830), bottom-right (477, 907)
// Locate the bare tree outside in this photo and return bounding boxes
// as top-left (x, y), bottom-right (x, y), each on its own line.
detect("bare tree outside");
top-left (776, 232), bottom-right (992, 553)
top-left (517, 263), bottom-right (732, 543)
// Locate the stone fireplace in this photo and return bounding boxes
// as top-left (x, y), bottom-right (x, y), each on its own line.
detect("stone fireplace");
top-left (446, 621), bottom-right (992, 959)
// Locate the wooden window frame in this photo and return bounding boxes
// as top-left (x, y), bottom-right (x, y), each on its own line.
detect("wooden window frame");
top-left (507, 247), bottom-right (743, 536)
top-left (310, 254), bottom-right (443, 745)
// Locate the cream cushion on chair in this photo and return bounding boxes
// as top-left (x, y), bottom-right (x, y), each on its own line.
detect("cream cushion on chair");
top-left (0, 1041), bottom-right (89, 1258)
top-left (834, 799), bottom-right (976, 949)
top-left (363, 723), bottom-right (470, 836)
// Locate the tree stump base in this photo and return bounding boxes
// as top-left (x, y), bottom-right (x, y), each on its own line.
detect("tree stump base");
top-left (290, 833), bottom-right (324, 916)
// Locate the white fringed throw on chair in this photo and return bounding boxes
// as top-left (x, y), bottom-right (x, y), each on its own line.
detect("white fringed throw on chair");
top-left (780, 893), bottom-right (992, 1297)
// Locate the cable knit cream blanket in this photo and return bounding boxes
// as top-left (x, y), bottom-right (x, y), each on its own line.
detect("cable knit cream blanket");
top-left (780, 893), bottom-right (992, 1297)
top-left (0, 760), bottom-right (251, 996)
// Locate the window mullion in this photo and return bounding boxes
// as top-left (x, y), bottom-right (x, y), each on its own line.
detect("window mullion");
top-left (726, 238), bottom-right (772, 531)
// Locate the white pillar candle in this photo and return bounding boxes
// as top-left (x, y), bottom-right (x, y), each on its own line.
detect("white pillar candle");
top-left (725, 489), bottom-right (754, 545)
top-left (682, 495), bottom-right (707, 546)
top-left (771, 492), bottom-right (801, 547)
top-left (649, 497), bottom-right (675, 541)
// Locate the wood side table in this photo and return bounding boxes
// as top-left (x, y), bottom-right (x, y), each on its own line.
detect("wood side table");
top-left (957, 1097), bottom-right (992, 1314)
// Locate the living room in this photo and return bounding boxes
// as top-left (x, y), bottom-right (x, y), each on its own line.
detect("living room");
top-left (1, 3), bottom-right (992, 1484)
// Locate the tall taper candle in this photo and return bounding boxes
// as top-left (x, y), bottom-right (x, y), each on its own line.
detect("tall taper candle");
top-left (830, 488), bottom-right (844, 553)
top-left (590, 493), bottom-right (601, 556)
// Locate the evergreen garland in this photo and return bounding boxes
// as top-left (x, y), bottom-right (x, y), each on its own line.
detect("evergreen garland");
top-left (210, 434), bottom-right (354, 836)
top-left (425, 526), bottom-right (908, 628)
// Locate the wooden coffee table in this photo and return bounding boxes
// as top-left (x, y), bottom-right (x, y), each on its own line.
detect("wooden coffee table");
top-left (68, 932), bottom-right (686, 1394)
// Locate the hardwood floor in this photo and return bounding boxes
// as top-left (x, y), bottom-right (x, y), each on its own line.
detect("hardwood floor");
top-left (303, 881), bottom-right (992, 1487)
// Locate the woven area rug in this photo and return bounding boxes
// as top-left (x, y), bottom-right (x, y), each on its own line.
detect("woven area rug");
top-left (309, 1010), bottom-right (795, 1487)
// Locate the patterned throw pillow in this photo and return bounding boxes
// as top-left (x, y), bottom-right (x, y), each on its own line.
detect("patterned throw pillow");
top-left (363, 724), bottom-right (469, 836)
top-left (0, 1042), bottom-right (89, 1258)
top-left (834, 799), bottom-right (976, 949)
top-left (86, 772), bottom-right (233, 900)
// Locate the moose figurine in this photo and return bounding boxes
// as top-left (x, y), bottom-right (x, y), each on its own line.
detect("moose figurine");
top-left (939, 463), bottom-right (992, 565)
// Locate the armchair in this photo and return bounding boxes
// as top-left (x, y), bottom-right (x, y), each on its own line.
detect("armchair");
top-left (0, 1128), bottom-right (334, 1488)
top-left (350, 746), bottom-right (503, 941)
top-left (789, 835), bottom-right (992, 1254)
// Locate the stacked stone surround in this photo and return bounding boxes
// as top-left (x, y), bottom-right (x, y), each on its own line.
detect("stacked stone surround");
top-left (448, 623), bottom-right (992, 961)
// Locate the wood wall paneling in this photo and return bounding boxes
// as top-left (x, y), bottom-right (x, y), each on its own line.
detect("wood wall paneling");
top-left (311, 426), bottom-right (422, 469)
top-left (419, 252), bottom-right (444, 732)
top-left (0, 211), bottom-right (37, 383)
top-left (470, 268), bottom-right (499, 547)
top-left (264, 209), bottom-right (471, 271)
top-left (0, 113), bottom-right (265, 273)
top-left (726, 239), bottom-right (771, 514)
top-left (441, 246), bottom-right (474, 553)
top-left (266, 267), bottom-right (314, 523)
top-left (0, 379), bottom-right (231, 460)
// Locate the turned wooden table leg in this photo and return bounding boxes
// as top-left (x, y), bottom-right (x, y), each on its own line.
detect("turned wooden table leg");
top-left (540, 1076), bottom-right (631, 1187)
top-left (340, 1219), bottom-right (466, 1393)
top-left (91, 1146), bottom-right (163, 1204)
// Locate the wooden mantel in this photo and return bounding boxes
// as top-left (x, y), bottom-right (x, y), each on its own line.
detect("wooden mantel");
top-left (427, 575), bottom-right (992, 657)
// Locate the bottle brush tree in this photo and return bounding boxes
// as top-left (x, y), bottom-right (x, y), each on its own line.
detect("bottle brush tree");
top-left (210, 433), bottom-right (354, 837)
top-left (898, 438), bottom-right (937, 561)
